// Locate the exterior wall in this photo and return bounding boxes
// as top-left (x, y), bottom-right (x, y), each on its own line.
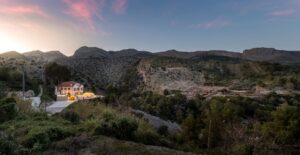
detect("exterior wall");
top-left (56, 95), bottom-right (68, 101)
top-left (56, 84), bottom-right (84, 96)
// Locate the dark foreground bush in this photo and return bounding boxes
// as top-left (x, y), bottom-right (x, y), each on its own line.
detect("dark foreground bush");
top-left (24, 127), bottom-right (74, 151)
top-left (0, 98), bottom-right (17, 123)
top-left (94, 116), bottom-right (138, 140)
top-left (0, 131), bottom-right (18, 155)
top-left (60, 111), bottom-right (80, 124)
top-left (135, 130), bottom-right (161, 145)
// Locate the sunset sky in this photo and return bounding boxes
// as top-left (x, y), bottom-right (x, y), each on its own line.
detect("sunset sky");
top-left (0, 0), bottom-right (300, 55)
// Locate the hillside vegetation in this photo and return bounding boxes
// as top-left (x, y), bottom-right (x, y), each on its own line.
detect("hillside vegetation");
top-left (0, 98), bottom-right (197, 155)
top-left (1, 47), bottom-right (300, 154)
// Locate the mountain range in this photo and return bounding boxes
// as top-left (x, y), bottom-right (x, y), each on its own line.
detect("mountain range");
top-left (1, 47), bottom-right (299, 97)
top-left (2, 47), bottom-right (300, 65)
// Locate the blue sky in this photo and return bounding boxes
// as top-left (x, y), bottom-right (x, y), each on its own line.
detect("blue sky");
top-left (0, 0), bottom-right (300, 55)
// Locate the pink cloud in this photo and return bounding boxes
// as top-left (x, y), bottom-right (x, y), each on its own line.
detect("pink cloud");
top-left (112, 0), bottom-right (127, 15)
top-left (195, 19), bottom-right (232, 29)
top-left (0, 4), bottom-right (48, 17)
top-left (270, 9), bottom-right (297, 17)
top-left (63, 0), bottom-right (105, 30)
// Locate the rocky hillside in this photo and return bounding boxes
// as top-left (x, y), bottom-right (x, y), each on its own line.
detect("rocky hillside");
top-left (1, 47), bottom-right (299, 96)
top-left (157, 50), bottom-right (241, 59)
top-left (242, 48), bottom-right (300, 65)
top-left (0, 50), bottom-right (66, 80)
top-left (158, 48), bottom-right (300, 65)
top-left (56, 46), bottom-right (153, 91)
top-left (137, 55), bottom-right (300, 97)
top-left (23, 50), bottom-right (66, 63)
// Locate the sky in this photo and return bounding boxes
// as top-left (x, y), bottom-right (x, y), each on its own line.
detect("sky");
top-left (0, 0), bottom-right (300, 55)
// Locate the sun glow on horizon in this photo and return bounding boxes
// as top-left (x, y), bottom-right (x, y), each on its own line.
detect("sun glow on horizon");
top-left (0, 32), bottom-right (30, 53)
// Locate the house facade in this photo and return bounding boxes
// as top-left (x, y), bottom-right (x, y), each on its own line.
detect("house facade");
top-left (55, 81), bottom-right (84, 97)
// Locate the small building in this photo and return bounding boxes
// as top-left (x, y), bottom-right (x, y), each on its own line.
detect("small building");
top-left (55, 81), bottom-right (84, 96)
top-left (55, 81), bottom-right (84, 101)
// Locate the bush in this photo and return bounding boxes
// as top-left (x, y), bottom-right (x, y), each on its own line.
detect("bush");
top-left (135, 130), bottom-right (160, 145)
top-left (232, 144), bottom-right (253, 155)
top-left (0, 131), bottom-right (18, 155)
top-left (24, 127), bottom-right (74, 151)
top-left (94, 115), bottom-right (138, 140)
top-left (157, 125), bottom-right (169, 136)
top-left (0, 98), bottom-right (17, 122)
top-left (61, 111), bottom-right (80, 124)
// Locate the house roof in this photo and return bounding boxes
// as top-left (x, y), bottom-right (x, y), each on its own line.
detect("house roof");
top-left (58, 81), bottom-right (81, 87)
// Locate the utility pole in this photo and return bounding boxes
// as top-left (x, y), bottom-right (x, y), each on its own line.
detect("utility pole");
top-left (22, 65), bottom-right (26, 100)
top-left (207, 119), bottom-right (212, 149)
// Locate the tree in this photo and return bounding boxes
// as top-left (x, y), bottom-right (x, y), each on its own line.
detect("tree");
top-left (261, 103), bottom-right (300, 145)
top-left (44, 63), bottom-right (71, 85)
top-left (0, 98), bottom-right (17, 123)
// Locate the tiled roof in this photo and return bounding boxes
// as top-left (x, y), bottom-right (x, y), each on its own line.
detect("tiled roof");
top-left (58, 81), bottom-right (80, 87)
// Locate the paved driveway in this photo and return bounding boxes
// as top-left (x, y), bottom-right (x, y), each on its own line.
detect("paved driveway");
top-left (131, 109), bottom-right (181, 134)
top-left (46, 101), bottom-right (73, 114)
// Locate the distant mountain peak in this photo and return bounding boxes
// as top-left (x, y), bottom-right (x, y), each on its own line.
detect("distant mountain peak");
top-left (73, 46), bottom-right (109, 58)
top-left (0, 51), bottom-right (24, 59)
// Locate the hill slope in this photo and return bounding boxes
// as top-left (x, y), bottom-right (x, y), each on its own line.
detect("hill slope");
top-left (1, 47), bottom-right (299, 95)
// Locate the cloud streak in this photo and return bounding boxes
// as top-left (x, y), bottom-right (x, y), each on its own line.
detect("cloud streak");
top-left (112, 0), bottom-right (128, 15)
top-left (194, 19), bottom-right (232, 29)
top-left (270, 9), bottom-right (297, 17)
top-left (0, 4), bottom-right (48, 17)
top-left (63, 0), bottom-right (105, 30)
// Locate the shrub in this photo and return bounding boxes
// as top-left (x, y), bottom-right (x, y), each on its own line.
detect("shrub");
top-left (0, 98), bottom-right (17, 122)
top-left (163, 89), bottom-right (170, 96)
top-left (115, 118), bottom-right (138, 139)
top-left (135, 120), bottom-right (161, 145)
top-left (231, 144), bottom-right (253, 155)
top-left (0, 131), bottom-right (18, 155)
top-left (135, 130), bottom-right (160, 145)
top-left (61, 111), bottom-right (80, 124)
top-left (24, 127), bottom-right (74, 151)
top-left (157, 125), bottom-right (169, 136)
top-left (94, 116), bottom-right (138, 140)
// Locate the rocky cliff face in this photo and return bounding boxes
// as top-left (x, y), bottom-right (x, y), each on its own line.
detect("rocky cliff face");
top-left (138, 58), bottom-right (205, 97)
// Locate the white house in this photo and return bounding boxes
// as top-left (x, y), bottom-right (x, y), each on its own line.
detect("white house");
top-left (55, 81), bottom-right (84, 101)
top-left (55, 81), bottom-right (84, 96)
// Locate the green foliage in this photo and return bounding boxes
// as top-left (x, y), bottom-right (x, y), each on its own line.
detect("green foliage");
top-left (129, 92), bottom-right (189, 122)
top-left (94, 112), bottom-right (138, 140)
top-left (157, 125), bottom-right (169, 136)
top-left (0, 98), bottom-right (17, 123)
top-left (134, 118), bottom-right (163, 146)
top-left (0, 67), bottom-right (39, 92)
top-left (121, 65), bottom-right (140, 91)
top-left (44, 62), bottom-right (71, 85)
top-left (261, 103), bottom-right (300, 145)
top-left (24, 126), bottom-right (74, 151)
top-left (0, 67), bottom-right (22, 90)
top-left (60, 111), bottom-right (80, 124)
top-left (231, 144), bottom-right (254, 155)
top-left (0, 131), bottom-right (18, 155)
